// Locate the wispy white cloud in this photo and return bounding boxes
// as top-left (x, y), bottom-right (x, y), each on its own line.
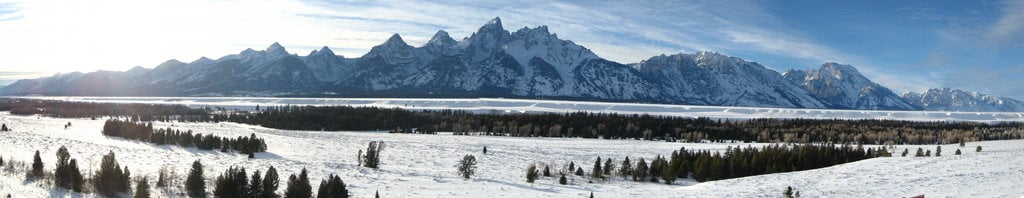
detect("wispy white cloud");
top-left (986, 0), bottom-right (1024, 48)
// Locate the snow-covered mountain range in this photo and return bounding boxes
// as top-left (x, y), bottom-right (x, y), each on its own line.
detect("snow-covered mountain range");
top-left (902, 88), bottom-right (1024, 112)
top-left (1, 17), bottom-right (1020, 112)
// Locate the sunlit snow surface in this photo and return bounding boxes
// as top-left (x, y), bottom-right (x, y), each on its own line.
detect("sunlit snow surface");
top-left (11, 96), bottom-right (1024, 123)
top-left (2, 113), bottom-right (1024, 197)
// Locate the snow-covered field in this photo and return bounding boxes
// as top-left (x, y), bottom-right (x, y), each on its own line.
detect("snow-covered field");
top-left (12, 96), bottom-right (1024, 123)
top-left (2, 112), bottom-right (1023, 197)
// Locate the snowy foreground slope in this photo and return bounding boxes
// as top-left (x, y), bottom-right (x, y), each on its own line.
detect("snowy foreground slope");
top-left (18, 96), bottom-right (1024, 123)
top-left (2, 112), bottom-right (1024, 197)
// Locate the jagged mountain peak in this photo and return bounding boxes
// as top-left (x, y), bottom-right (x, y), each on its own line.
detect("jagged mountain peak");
top-left (486, 17), bottom-right (502, 27)
top-left (384, 33), bottom-right (408, 46)
top-left (309, 46), bottom-right (336, 56)
top-left (426, 30), bottom-right (456, 47)
top-left (366, 34), bottom-right (415, 57)
top-left (784, 62), bottom-right (916, 110)
top-left (814, 62), bottom-right (862, 79)
top-left (461, 17), bottom-right (512, 50)
top-left (512, 25), bottom-right (551, 38)
top-left (266, 42), bottom-right (288, 55)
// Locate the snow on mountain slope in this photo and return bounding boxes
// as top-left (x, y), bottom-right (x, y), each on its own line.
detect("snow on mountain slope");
top-left (2, 17), bottom-right (1021, 111)
top-left (635, 52), bottom-right (826, 108)
top-left (2, 112), bottom-right (1023, 197)
top-left (903, 88), bottom-right (1024, 112)
top-left (783, 63), bottom-right (917, 110)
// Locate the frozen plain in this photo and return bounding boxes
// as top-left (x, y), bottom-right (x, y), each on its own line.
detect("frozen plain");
top-left (2, 112), bottom-right (1024, 197)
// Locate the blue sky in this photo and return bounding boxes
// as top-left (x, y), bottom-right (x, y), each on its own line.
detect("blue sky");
top-left (0, 0), bottom-right (1021, 99)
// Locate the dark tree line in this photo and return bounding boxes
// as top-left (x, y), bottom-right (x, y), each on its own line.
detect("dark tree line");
top-left (102, 119), bottom-right (267, 155)
top-left (657, 144), bottom-right (886, 182)
top-left (0, 99), bottom-right (208, 121)
top-left (7, 99), bottom-right (1024, 145)
top-left (534, 143), bottom-right (884, 184)
top-left (211, 105), bottom-right (1024, 145)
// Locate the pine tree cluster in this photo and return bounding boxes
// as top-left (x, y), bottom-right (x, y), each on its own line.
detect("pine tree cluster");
top-left (102, 120), bottom-right (267, 155)
top-left (533, 143), bottom-right (880, 185)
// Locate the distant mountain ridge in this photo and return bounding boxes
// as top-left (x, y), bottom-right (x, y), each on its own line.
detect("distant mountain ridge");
top-left (2, 17), bottom-right (1021, 112)
top-left (902, 88), bottom-right (1024, 112)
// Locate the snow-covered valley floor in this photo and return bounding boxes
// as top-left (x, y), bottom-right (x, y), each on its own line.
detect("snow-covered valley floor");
top-left (2, 112), bottom-right (1024, 197)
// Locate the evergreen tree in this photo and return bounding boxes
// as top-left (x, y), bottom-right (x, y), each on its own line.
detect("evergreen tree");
top-left (55, 146), bottom-right (72, 189)
top-left (30, 150), bottom-right (43, 180)
top-left (543, 165), bottom-right (551, 177)
top-left (591, 157), bottom-right (603, 179)
top-left (123, 166), bottom-right (133, 192)
top-left (603, 158), bottom-right (614, 176)
top-left (94, 151), bottom-right (130, 197)
top-left (135, 177), bottom-right (151, 198)
top-left (457, 155), bottom-right (477, 179)
top-left (558, 173), bottom-right (567, 185)
top-left (926, 150), bottom-right (931, 157)
top-left (976, 146), bottom-right (982, 152)
top-left (632, 158), bottom-right (648, 181)
top-left (375, 190), bottom-right (379, 198)
top-left (316, 174), bottom-right (348, 198)
top-left (1, 155), bottom-right (4, 166)
top-left (157, 167), bottom-right (169, 187)
top-left (1, 123), bottom-right (8, 131)
top-left (914, 148), bottom-right (925, 157)
top-left (955, 148), bottom-right (962, 155)
top-left (619, 157), bottom-right (632, 179)
top-left (186, 160), bottom-right (206, 198)
top-left (648, 156), bottom-right (663, 183)
top-left (568, 161), bottom-right (575, 171)
top-left (662, 157), bottom-right (676, 184)
top-left (67, 159), bottom-right (84, 192)
top-left (214, 166), bottom-right (249, 198)
top-left (363, 141), bottom-right (385, 169)
top-left (250, 170), bottom-right (264, 198)
top-left (526, 164), bottom-right (539, 183)
top-left (901, 148), bottom-right (908, 157)
top-left (784, 186), bottom-right (793, 198)
top-left (483, 146), bottom-right (487, 154)
top-left (262, 166), bottom-right (280, 198)
top-left (284, 168), bottom-right (312, 198)
top-left (936, 146), bottom-right (942, 157)
top-left (575, 167), bottom-right (584, 176)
